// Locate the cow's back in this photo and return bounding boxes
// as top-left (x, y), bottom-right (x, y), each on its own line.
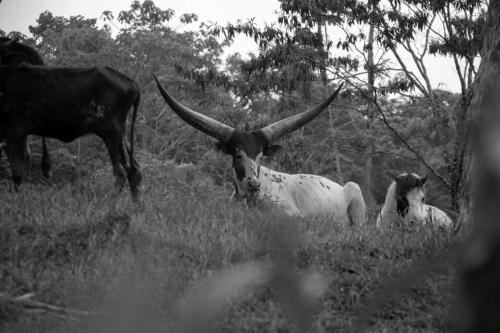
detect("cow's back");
top-left (278, 172), bottom-right (349, 221)
top-left (0, 65), bottom-right (135, 97)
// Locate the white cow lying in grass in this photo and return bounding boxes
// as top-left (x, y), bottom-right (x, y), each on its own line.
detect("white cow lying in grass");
top-left (376, 173), bottom-right (453, 229)
top-left (154, 76), bottom-right (367, 226)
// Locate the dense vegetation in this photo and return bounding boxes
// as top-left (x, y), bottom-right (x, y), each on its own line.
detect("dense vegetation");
top-left (0, 0), bottom-right (490, 331)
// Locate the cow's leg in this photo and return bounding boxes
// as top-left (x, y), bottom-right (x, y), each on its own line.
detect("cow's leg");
top-left (24, 138), bottom-right (31, 166)
top-left (0, 141), bottom-right (6, 158)
top-left (344, 182), bottom-right (367, 226)
top-left (41, 137), bottom-right (52, 179)
top-left (6, 136), bottom-right (28, 188)
top-left (101, 134), bottom-right (127, 193)
top-left (0, 141), bottom-right (7, 175)
top-left (121, 141), bottom-right (141, 201)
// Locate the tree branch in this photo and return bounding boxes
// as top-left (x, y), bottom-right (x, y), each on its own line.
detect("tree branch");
top-left (371, 97), bottom-right (451, 188)
top-left (420, 13), bottom-right (436, 61)
top-left (389, 46), bottom-right (427, 94)
top-left (443, 3), bottom-right (467, 95)
top-left (0, 293), bottom-right (104, 320)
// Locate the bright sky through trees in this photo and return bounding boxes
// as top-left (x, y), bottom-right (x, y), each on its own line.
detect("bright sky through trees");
top-left (0, 0), bottom-right (461, 92)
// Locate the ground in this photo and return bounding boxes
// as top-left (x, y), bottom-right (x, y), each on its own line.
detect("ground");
top-left (0, 153), bottom-right (460, 332)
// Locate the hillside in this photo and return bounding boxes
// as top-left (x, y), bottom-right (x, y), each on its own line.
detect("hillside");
top-left (0, 154), bottom-right (459, 332)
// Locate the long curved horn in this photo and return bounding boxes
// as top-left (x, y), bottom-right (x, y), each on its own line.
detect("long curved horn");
top-left (154, 75), bottom-right (234, 143)
top-left (259, 83), bottom-right (344, 143)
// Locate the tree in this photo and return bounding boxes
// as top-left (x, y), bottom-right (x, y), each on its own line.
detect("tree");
top-left (100, 0), bottom-right (234, 163)
top-left (458, 0), bottom-right (500, 330)
top-left (205, 0), bottom-right (486, 212)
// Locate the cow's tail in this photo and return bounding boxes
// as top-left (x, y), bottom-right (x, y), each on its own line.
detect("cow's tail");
top-left (344, 181), bottom-right (367, 226)
top-left (127, 89), bottom-right (142, 201)
top-left (129, 90), bottom-right (139, 162)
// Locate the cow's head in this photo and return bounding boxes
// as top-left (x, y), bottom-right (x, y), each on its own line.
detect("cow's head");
top-left (0, 37), bottom-right (43, 66)
top-left (154, 75), bottom-right (343, 205)
top-left (0, 36), bottom-right (17, 51)
top-left (0, 37), bottom-right (23, 65)
top-left (393, 173), bottom-right (427, 223)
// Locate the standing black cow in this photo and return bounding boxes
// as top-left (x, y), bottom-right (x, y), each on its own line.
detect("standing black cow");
top-left (0, 65), bottom-right (142, 200)
top-left (0, 36), bottom-right (51, 178)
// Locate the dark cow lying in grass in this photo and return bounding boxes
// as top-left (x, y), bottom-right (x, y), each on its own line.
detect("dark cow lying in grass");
top-left (0, 64), bottom-right (142, 200)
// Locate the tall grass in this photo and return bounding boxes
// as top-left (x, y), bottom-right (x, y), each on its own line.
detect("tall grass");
top-left (0, 156), bottom-right (459, 332)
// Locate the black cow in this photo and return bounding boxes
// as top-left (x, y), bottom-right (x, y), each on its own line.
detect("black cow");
top-left (0, 36), bottom-right (44, 65)
top-left (0, 65), bottom-right (142, 200)
top-left (0, 36), bottom-right (51, 178)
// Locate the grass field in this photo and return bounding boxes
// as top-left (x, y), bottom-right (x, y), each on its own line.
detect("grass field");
top-left (0, 154), bottom-right (461, 332)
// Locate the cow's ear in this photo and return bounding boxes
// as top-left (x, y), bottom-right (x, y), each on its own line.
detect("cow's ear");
top-left (1, 52), bottom-right (27, 66)
top-left (263, 144), bottom-right (283, 157)
top-left (215, 141), bottom-right (232, 155)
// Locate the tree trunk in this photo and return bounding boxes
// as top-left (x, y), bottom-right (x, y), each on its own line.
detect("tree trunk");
top-left (459, 3), bottom-right (500, 228)
top-left (363, 22), bottom-right (376, 206)
top-left (335, 149), bottom-right (344, 184)
top-left (317, 19), bottom-right (327, 85)
top-left (458, 1), bottom-right (500, 331)
top-left (448, 89), bottom-right (473, 211)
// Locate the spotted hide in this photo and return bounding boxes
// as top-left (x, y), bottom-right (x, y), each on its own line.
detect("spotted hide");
top-left (254, 166), bottom-right (366, 223)
top-left (154, 75), bottom-right (367, 225)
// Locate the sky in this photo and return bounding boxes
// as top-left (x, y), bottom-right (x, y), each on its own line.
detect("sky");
top-left (0, 0), bottom-right (280, 56)
top-left (0, 0), bottom-right (462, 92)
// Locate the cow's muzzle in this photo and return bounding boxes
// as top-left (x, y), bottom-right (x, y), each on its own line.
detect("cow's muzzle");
top-left (244, 180), bottom-right (260, 207)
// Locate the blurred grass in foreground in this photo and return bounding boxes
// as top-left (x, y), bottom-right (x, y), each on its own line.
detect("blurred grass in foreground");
top-left (0, 156), bottom-right (459, 332)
